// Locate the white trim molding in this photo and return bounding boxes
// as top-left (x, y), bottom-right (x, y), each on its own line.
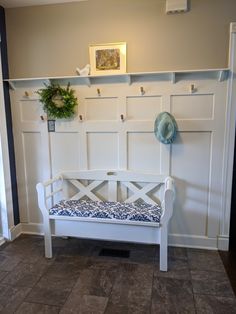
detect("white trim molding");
top-left (169, 233), bottom-right (218, 250)
top-left (9, 223), bottom-right (22, 241)
top-left (218, 235), bottom-right (229, 251)
top-left (0, 49), bottom-right (15, 240)
top-left (0, 0), bottom-right (88, 9)
top-left (0, 236), bottom-right (5, 246)
top-left (230, 22), bottom-right (236, 33)
top-left (9, 223), bottom-right (44, 240)
top-left (220, 22), bottom-right (236, 245)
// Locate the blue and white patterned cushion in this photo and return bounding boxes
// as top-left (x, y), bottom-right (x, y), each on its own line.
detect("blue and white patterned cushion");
top-left (49, 200), bottom-right (162, 224)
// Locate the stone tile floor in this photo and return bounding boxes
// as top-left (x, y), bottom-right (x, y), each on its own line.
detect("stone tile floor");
top-left (0, 235), bottom-right (235, 313)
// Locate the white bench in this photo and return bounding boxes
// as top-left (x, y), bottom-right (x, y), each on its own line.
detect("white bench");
top-left (36, 170), bottom-right (175, 271)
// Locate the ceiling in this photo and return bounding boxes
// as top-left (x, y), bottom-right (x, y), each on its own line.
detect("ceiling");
top-left (0, 0), bottom-right (87, 8)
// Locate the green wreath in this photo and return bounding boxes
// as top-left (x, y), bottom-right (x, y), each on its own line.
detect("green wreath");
top-left (37, 83), bottom-right (78, 119)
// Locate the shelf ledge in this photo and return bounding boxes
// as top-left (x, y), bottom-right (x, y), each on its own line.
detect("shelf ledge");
top-left (4, 68), bottom-right (230, 89)
top-left (218, 70), bottom-right (228, 82)
top-left (171, 72), bottom-right (176, 84)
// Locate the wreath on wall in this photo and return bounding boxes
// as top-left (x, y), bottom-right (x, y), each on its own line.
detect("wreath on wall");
top-left (37, 83), bottom-right (78, 119)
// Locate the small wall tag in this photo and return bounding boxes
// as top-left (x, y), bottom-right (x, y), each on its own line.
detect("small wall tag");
top-left (48, 120), bottom-right (55, 132)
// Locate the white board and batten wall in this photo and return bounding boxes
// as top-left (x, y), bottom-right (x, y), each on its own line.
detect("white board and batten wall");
top-left (7, 23), bottom-right (236, 250)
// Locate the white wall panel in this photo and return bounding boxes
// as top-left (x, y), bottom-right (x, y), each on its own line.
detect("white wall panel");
top-left (23, 132), bottom-right (43, 223)
top-left (20, 99), bottom-right (43, 122)
top-left (87, 132), bottom-right (118, 169)
top-left (85, 97), bottom-right (118, 120)
top-left (50, 132), bottom-right (80, 174)
top-left (126, 96), bottom-right (161, 120)
top-left (170, 132), bottom-right (211, 236)
top-left (10, 92), bottom-right (51, 226)
top-left (171, 94), bottom-right (214, 119)
top-left (128, 132), bottom-right (161, 172)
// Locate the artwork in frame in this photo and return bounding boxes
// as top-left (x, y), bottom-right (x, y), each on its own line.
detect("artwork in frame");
top-left (89, 42), bottom-right (126, 76)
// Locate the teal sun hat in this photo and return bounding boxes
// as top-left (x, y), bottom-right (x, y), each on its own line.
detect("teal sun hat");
top-left (154, 112), bottom-right (178, 144)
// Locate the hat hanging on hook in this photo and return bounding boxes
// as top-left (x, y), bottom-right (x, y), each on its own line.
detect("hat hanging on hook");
top-left (154, 112), bottom-right (178, 144)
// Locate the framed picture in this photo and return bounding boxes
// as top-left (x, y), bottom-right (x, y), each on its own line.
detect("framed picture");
top-left (89, 42), bottom-right (126, 76)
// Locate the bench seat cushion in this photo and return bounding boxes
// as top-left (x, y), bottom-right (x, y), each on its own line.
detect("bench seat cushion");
top-left (49, 200), bottom-right (162, 224)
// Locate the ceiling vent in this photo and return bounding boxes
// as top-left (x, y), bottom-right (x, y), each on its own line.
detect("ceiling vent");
top-left (166, 0), bottom-right (188, 14)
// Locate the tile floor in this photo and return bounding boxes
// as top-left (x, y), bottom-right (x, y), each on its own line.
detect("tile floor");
top-left (0, 235), bottom-right (235, 313)
top-left (219, 250), bottom-right (236, 296)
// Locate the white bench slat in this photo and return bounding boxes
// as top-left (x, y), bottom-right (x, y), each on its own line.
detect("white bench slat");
top-left (62, 170), bottom-right (166, 183)
top-left (122, 181), bottom-right (159, 205)
top-left (69, 179), bottom-right (103, 201)
top-left (46, 188), bottom-right (63, 200)
top-left (108, 180), bottom-right (117, 201)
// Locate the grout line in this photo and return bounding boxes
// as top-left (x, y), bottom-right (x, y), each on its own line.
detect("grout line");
top-left (186, 249), bottom-right (198, 314)
top-left (149, 254), bottom-right (156, 314)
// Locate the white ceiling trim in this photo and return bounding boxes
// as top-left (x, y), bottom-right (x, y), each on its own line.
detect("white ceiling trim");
top-left (0, 0), bottom-right (88, 9)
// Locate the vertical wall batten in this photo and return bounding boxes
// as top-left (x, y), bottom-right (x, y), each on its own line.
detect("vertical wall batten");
top-left (223, 23), bottom-right (236, 248)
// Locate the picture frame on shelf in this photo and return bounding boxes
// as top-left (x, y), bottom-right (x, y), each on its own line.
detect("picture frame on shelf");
top-left (89, 42), bottom-right (126, 76)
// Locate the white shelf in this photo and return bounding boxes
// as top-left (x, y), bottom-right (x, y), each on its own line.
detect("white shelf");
top-left (4, 68), bottom-right (230, 90)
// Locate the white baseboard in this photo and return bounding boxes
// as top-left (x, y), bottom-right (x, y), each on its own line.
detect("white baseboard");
top-left (9, 223), bottom-right (22, 241)
top-left (9, 223), bottom-right (229, 251)
top-left (0, 236), bottom-right (5, 246)
top-left (169, 233), bottom-right (218, 250)
top-left (21, 223), bottom-right (44, 235)
top-left (217, 235), bottom-right (229, 251)
top-left (9, 223), bottom-right (43, 241)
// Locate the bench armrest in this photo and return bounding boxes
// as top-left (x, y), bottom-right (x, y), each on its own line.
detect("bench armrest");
top-left (161, 176), bottom-right (175, 224)
top-left (36, 175), bottom-right (63, 216)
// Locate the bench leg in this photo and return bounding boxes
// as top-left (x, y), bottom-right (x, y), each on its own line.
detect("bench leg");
top-left (44, 219), bottom-right (52, 258)
top-left (160, 226), bottom-right (168, 271)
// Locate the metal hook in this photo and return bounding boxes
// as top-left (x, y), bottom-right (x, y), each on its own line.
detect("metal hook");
top-left (140, 86), bottom-right (145, 95)
top-left (120, 114), bottom-right (125, 122)
top-left (79, 115), bottom-right (83, 122)
top-left (97, 88), bottom-right (101, 96)
top-left (24, 91), bottom-right (29, 97)
top-left (40, 115), bottom-right (45, 121)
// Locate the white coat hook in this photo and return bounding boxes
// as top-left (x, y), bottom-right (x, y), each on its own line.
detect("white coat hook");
top-left (120, 114), bottom-right (125, 122)
top-left (140, 86), bottom-right (145, 95)
top-left (97, 88), bottom-right (101, 96)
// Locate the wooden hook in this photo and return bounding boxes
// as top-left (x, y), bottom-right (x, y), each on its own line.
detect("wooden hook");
top-left (140, 86), bottom-right (145, 95)
top-left (120, 114), bottom-right (125, 122)
top-left (79, 114), bottom-right (83, 122)
top-left (97, 88), bottom-right (101, 96)
top-left (24, 91), bottom-right (29, 97)
top-left (190, 84), bottom-right (195, 93)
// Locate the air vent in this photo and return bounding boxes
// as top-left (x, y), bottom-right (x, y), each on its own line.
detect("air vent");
top-left (99, 248), bottom-right (130, 258)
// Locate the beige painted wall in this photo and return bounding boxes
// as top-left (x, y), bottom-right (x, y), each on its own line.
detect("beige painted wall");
top-left (5, 0), bottom-right (236, 78)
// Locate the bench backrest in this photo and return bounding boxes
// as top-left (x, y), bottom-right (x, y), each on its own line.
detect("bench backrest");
top-left (60, 170), bottom-right (166, 206)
